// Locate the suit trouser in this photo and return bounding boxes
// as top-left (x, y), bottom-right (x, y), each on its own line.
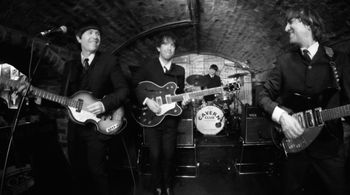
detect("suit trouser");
top-left (68, 123), bottom-right (110, 195)
top-left (282, 146), bottom-right (349, 195)
top-left (146, 123), bottom-right (177, 189)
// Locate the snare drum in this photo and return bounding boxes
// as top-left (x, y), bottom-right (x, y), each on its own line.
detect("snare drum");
top-left (195, 105), bottom-right (225, 135)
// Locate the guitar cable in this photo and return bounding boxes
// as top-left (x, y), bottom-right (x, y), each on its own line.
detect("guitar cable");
top-left (121, 134), bottom-right (137, 195)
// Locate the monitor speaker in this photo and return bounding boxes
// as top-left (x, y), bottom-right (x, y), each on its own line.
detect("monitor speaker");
top-left (241, 106), bottom-right (273, 145)
top-left (143, 118), bottom-right (194, 147)
top-left (143, 106), bottom-right (194, 147)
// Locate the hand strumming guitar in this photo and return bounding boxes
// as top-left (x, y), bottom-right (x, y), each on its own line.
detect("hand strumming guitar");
top-left (279, 112), bottom-right (304, 139)
top-left (145, 98), bottom-right (161, 114)
top-left (86, 101), bottom-right (105, 115)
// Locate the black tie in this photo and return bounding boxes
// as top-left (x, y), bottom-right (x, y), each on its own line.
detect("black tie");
top-left (83, 58), bottom-right (89, 71)
top-left (302, 50), bottom-right (311, 62)
top-left (163, 66), bottom-right (168, 73)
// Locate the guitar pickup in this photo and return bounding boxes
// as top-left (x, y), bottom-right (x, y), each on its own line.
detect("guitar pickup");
top-left (76, 99), bottom-right (83, 112)
top-left (314, 107), bottom-right (323, 126)
top-left (165, 94), bottom-right (172, 104)
top-left (305, 110), bottom-right (315, 128)
top-left (293, 112), bottom-right (306, 128)
top-left (155, 96), bottom-right (163, 105)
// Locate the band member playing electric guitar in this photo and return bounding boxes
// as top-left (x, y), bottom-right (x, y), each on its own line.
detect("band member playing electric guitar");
top-left (258, 6), bottom-right (350, 194)
top-left (133, 32), bottom-right (190, 195)
top-left (12, 19), bottom-right (129, 195)
top-left (60, 19), bottom-right (128, 195)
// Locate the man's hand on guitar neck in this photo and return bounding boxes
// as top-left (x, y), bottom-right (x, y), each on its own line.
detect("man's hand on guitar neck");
top-left (279, 112), bottom-right (304, 139)
top-left (13, 75), bottom-right (42, 105)
top-left (145, 98), bottom-right (161, 114)
top-left (181, 93), bottom-right (191, 107)
top-left (14, 75), bottom-right (30, 96)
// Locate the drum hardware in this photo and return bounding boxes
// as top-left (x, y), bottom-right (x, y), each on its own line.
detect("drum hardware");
top-left (227, 72), bottom-right (249, 78)
top-left (186, 75), bottom-right (208, 87)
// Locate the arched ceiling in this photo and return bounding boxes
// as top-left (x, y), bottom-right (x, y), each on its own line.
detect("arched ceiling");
top-left (0, 0), bottom-right (349, 80)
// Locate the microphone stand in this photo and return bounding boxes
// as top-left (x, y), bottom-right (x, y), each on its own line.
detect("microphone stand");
top-left (0, 38), bottom-right (49, 195)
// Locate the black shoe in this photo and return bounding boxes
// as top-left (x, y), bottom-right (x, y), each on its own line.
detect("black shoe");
top-left (153, 188), bottom-right (162, 195)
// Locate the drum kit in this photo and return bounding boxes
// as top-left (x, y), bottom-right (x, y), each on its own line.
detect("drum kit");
top-left (185, 73), bottom-right (247, 136)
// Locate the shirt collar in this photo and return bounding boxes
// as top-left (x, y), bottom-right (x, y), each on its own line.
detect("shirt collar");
top-left (300, 42), bottom-right (319, 59)
top-left (158, 57), bottom-right (172, 71)
top-left (81, 53), bottom-right (95, 65)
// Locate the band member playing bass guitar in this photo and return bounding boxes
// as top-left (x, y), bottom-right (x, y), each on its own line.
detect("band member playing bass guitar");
top-left (133, 32), bottom-right (190, 195)
top-left (59, 19), bottom-right (128, 195)
top-left (11, 19), bottom-right (128, 194)
top-left (258, 6), bottom-right (350, 195)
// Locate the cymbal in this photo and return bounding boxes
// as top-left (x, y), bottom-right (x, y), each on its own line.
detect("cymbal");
top-left (228, 72), bottom-right (248, 78)
top-left (186, 74), bottom-right (207, 86)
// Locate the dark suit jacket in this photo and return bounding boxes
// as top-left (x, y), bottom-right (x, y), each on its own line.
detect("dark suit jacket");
top-left (63, 52), bottom-right (128, 114)
top-left (203, 74), bottom-right (221, 101)
top-left (258, 45), bottom-right (350, 158)
top-left (133, 57), bottom-right (185, 128)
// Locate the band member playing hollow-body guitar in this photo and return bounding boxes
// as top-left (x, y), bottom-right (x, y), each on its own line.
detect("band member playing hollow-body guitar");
top-left (258, 6), bottom-right (350, 195)
top-left (133, 32), bottom-right (190, 195)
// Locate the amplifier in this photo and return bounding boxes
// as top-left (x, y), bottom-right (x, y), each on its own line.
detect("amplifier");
top-left (241, 106), bottom-right (273, 145)
top-left (143, 118), bottom-right (194, 147)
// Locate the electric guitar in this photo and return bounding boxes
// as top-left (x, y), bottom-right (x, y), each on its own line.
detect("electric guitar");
top-left (274, 88), bottom-right (348, 154)
top-left (132, 81), bottom-right (240, 127)
top-left (0, 77), bottom-right (127, 135)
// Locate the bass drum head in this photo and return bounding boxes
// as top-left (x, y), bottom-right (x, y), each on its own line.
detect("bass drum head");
top-left (195, 105), bottom-right (225, 135)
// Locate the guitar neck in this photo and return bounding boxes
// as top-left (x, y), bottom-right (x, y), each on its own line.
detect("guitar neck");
top-left (321, 104), bottom-right (350, 121)
top-left (31, 86), bottom-right (77, 107)
top-left (0, 78), bottom-right (77, 108)
top-left (171, 86), bottom-right (223, 102)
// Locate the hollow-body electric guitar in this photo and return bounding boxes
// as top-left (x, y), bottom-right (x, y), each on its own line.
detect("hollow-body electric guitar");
top-left (133, 81), bottom-right (240, 127)
top-left (0, 77), bottom-right (126, 135)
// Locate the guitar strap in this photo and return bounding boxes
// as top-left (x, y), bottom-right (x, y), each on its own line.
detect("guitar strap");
top-left (324, 46), bottom-right (341, 91)
top-left (63, 65), bottom-right (72, 96)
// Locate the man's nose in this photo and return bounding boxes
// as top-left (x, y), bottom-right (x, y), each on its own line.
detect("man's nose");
top-left (285, 23), bottom-right (290, 32)
top-left (92, 33), bottom-right (99, 39)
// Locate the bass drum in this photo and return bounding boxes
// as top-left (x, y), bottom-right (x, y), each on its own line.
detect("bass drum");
top-left (195, 105), bottom-right (225, 135)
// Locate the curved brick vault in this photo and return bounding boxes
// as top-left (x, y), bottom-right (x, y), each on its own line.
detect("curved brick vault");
top-left (0, 0), bottom-right (349, 83)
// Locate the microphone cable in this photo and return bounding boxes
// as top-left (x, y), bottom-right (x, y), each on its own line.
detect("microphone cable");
top-left (121, 134), bottom-right (137, 195)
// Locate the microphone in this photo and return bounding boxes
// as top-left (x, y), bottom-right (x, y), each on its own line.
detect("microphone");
top-left (40, 25), bottom-right (67, 36)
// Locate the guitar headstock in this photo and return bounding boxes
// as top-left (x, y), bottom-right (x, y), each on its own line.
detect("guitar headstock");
top-left (223, 82), bottom-right (240, 92)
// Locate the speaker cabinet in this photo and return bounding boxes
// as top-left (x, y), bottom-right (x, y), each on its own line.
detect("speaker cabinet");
top-left (139, 147), bottom-right (198, 177)
top-left (143, 118), bottom-right (194, 147)
top-left (241, 106), bottom-right (273, 145)
top-left (176, 119), bottom-right (194, 147)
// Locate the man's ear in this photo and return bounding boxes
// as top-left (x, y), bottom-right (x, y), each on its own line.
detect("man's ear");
top-left (76, 35), bottom-right (81, 43)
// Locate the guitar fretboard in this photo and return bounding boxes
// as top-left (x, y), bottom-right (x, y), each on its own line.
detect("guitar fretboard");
top-left (321, 104), bottom-right (350, 121)
top-left (31, 87), bottom-right (80, 108)
top-left (171, 86), bottom-right (225, 102)
top-left (0, 78), bottom-right (80, 109)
